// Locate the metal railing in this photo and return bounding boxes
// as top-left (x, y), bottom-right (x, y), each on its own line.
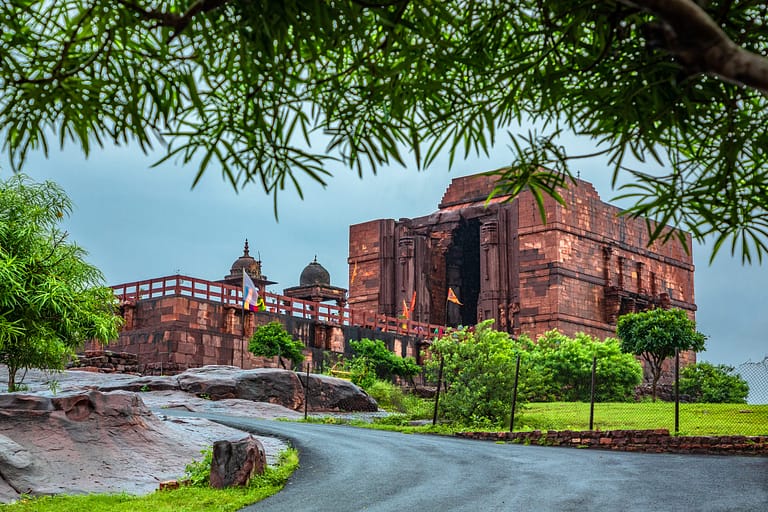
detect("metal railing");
top-left (111, 274), bottom-right (444, 339)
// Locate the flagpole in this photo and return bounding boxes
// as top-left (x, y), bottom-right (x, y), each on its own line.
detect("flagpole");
top-left (241, 269), bottom-right (246, 368)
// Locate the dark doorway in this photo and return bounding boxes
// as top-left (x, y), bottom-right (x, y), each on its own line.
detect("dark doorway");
top-left (445, 218), bottom-right (480, 327)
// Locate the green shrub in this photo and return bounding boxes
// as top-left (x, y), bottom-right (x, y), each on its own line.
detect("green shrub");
top-left (427, 320), bottom-right (523, 428)
top-left (183, 447), bottom-right (213, 487)
top-left (680, 362), bottom-right (749, 403)
top-left (349, 338), bottom-right (421, 382)
top-left (522, 331), bottom-right (643, 402)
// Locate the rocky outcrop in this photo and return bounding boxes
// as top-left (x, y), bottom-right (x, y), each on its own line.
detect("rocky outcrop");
top-left (95, 366), bottom-right (378, 412)
top-left (0, 390), bottom-right (222, 502)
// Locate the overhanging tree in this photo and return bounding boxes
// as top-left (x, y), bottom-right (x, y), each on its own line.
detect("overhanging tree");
top-left (0, 175), bottom-right (123, 391)
top-left (616, 307), bottom-right (706, 400)
top-left (3, 1), bottom-right (768, 260)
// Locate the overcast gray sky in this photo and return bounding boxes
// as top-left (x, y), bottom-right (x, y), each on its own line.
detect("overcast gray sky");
top-left (2, 134), bottom-right (765, 368)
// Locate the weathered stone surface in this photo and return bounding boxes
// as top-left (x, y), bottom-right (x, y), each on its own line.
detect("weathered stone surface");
top-left (235, 369), bottom-right (305, 409)
top-left (171, 366), bottom-right (376, 412)
top-left (0, 389), bottom-right (254, 503)
top-left (96, 374), bottom-right (181, 393)
top-left (176, 365), bottom-right (240, 398)
top-left (302, 373), bottom-right (378, 412)
top-left (209, 436), bottom-right (266, 489)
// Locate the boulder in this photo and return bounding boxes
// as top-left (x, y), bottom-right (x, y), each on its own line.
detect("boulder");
top-left (170, 366), bottom-right (376, 412)
top-left (301, 373), bottom-right (378, 412)
top-left (235, 369), bottom-right (305, 410)
top-left (176, 365), bottom-right (240, 399)
top-left (209, 436), bottom-right (266, 489)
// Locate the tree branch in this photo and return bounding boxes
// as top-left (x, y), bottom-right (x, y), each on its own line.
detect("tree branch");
top-left (623, 0), bottom-right (768, 93)
top-left (115, 0), bottom-right (233, 39)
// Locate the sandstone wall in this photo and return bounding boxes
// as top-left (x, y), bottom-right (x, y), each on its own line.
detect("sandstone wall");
top-left (92, 295), bottom-right (425, 374)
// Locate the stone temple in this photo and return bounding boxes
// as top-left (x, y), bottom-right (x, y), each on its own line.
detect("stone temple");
top-left (347, 173), bottom-right (696, 342)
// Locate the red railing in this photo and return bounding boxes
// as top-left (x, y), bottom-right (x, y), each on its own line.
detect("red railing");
top-left (112, 274), bottom-right (444, 340)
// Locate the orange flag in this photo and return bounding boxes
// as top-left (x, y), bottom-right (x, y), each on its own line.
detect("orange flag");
top-left (447, 287), bottom-right (462, 305)
top-left (402, 298), bottom-right (410, 319)
top-left (409, 290), bottom-right (417, 313)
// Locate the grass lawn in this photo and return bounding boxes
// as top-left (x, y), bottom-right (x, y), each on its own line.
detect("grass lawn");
top-left (517, 402), bottom-right (768, 436)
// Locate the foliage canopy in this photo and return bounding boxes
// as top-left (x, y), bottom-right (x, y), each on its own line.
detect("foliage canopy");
top-left (0, 175), bottom-right (123, 391)
top-left (248, 321), bottom-right (305, 370)
top-left (3, 1), bottom-right (768, 260)
top-left (349, 338), bottom-right (421, 384)
top-left (617, 307), bottom-right (706, 400)
top-left (520, 330), bottom-right (643, 402)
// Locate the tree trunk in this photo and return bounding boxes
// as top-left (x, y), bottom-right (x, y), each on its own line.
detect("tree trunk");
top-left (7, 365), bottom-right (17, 392)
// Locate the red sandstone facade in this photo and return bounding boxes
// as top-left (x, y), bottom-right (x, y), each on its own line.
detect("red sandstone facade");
top-left (348, 174), bottom-right (696, 342)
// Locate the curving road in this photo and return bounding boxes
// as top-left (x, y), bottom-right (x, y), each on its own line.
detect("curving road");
top-left (168, 412), bottom-right (768, 512)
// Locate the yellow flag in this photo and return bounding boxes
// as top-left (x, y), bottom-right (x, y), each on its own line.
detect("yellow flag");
top-left (447, 287), bottom-right (462, 305)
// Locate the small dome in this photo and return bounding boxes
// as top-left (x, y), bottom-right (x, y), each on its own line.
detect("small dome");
top-left (300, 256), bottom-right (330, 286)
top-left (229, 239), bottom-right (262, 278)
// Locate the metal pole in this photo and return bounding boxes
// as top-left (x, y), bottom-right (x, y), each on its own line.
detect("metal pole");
top-left (674, 348), bottom-right (680, 433)
top-left (509, 354), bottom-right (521, 432)
top-left (304, 362), bottom-right (310, 420)
top-left (241, 309), bottom-right (246, 368)
top-left (589, 356), bottom-right (597, 430)
top-left (432, 355), bottom-right (444, 426)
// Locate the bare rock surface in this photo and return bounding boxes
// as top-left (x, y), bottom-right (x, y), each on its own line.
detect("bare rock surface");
top-left (0, 366), bottom-right (337, 504)
top-left (53, 365), bottom-right (377, 412)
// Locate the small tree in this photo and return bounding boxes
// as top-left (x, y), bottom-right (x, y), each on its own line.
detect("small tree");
top-left (617, 308), bottom-right (706, 401)
top-left (0, 175), bottom-right (123, 391)
top-left (248, 321), bottom-right (305, 370)
top-left (679, 362), bottom-right (749, 404)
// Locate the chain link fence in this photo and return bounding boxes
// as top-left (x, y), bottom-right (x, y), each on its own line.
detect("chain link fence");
top-left (511, 356), bottom-right (768, 436)
top-left (738, 357), bottom-right (768, 405)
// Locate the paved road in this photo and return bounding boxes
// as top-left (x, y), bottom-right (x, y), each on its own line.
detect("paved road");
top-left (169, 412), bottom-right (768, 512)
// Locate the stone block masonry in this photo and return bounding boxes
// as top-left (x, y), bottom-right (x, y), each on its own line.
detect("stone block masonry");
top-left (88, 295), bottom-right (426, 374)
top-left (348, 173), bottom-right (697, 354)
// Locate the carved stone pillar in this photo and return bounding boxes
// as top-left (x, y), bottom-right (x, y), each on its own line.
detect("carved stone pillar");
top-left (397, 237), bottom-right (415, 318)
top-left (479, 221), bottom-right (500, 327)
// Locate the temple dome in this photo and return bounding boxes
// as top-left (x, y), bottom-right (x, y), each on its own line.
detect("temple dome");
top-left (300, 257), bottom-right (330, 286)
top-left (229, 239), bottom-right (259, 275)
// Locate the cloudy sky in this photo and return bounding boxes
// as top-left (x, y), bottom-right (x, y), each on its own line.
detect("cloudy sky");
top-left (2, 131), bottom-right (765, 369)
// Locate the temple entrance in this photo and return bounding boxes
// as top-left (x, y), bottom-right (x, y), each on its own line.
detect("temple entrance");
top-left (445, 218), bottom-right (481, 327)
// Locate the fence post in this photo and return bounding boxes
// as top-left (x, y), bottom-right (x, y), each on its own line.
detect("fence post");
top-left (589, 356), bottom-right (597, 430)
top-left (509, 354), bottom-right (521, 433)
top-left (432, 355), bottom-right (444, 426)
top-left (674, 348), bottom-right (680, 433)
top-left (304, 362), bottom-right (310, 420)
